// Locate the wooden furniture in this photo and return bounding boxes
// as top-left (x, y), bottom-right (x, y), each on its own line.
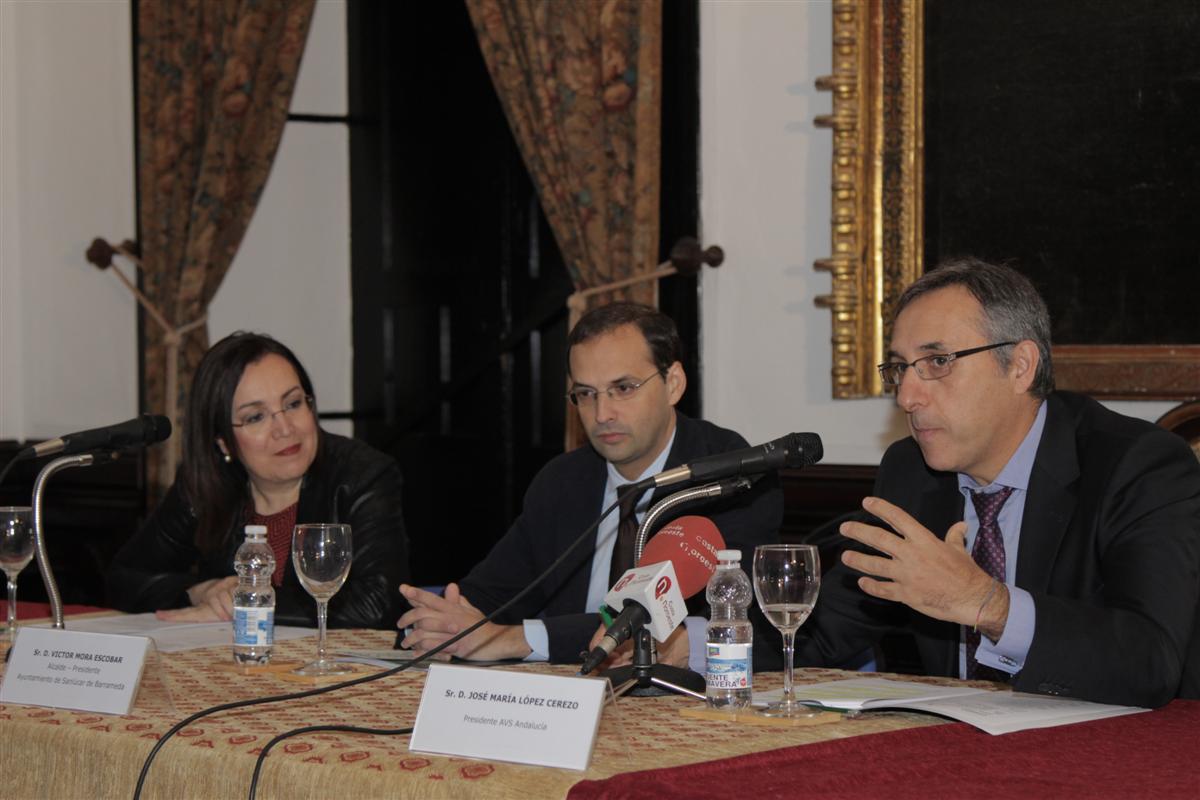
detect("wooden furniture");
top-left (0, 447), bottom-right (144, 607)
top-left (1158, 400), bottom-right (1200, 461)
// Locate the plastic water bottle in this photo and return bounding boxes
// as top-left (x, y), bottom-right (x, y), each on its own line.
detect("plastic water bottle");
top-left (232, 524), bottom-right (275, 665)
top-left (705, 549), bottom-right (754, 709)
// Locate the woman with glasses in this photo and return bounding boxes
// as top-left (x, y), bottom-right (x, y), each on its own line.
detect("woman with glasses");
top-left (108, 332), bottom-right (409, 629)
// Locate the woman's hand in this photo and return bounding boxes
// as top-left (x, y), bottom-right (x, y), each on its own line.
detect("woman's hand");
top-left (156, 576), bottom-right (239, 622)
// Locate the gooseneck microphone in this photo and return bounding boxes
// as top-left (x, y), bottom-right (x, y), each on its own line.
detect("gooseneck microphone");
top-left (631, 432), bottom-right (823, 492)
top-left (18, 414), bottom-right (172, 459)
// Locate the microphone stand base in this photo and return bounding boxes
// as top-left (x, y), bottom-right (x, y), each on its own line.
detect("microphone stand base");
top-left (604, 663), bottom-right (706, 700)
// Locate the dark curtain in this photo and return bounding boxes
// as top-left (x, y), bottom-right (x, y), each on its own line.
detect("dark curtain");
top-left (465, 0), bottom-right (664, 448)
top-left (136, 0), bottom-right (315, 494)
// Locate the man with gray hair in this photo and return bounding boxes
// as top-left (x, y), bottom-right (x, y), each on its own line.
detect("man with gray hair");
top-left (797, 257), bottom-right (1200, 708)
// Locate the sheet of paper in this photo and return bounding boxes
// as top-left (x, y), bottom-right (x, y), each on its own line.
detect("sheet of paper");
top-left (754, 677), bottom-right (981, 710)
top-left (31, 613), bottom-right (312, 653)
top-left (754, 677), bottom-right (1149, 735)
top-left (901, 691), bottom-right (1148, 736)
top-left (334, 650), bottom-right (429, 669)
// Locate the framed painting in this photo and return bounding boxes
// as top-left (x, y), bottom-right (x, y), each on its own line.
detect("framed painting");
top-left (815, 0), bottom-right (1200, 399)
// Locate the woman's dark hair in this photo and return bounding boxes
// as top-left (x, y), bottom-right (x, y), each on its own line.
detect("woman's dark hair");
top-left (566, 302), bottom-right (684, 375)
top-left (181, 332), bottom-right (318, 553)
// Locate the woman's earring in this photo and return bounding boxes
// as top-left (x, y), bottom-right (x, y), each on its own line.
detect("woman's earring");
top-left (223, 453), bottom-right (232, 464)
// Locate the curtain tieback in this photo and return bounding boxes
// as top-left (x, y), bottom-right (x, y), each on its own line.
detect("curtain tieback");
top-left (565, 236), bottom-right (724, 322)
top-left (86, 237), bottom-right (206, 478)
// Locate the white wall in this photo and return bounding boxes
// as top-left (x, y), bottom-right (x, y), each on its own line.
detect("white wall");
top-left (0, 0), bottom-right (137, 441)
top-left (697, 0), bottom-right (1173, 465)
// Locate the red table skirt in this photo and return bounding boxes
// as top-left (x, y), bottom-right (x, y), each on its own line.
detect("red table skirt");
top-left (0, 600), bottom-right (108, 619)
top-left (569, 699), bottom-right (1200, 799)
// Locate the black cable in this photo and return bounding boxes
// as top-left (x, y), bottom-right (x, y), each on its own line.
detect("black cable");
top-left (247, 724), bottom-right (414, 799)
top-left (132, 666), bottom-right (408, 798)
top-left (132, 493), bottom-right (625, 800)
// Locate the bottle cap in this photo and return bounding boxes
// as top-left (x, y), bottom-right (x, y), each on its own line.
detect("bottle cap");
top-left (244, 524), bottom-right (268, 538)
top-left (716, 549), bottom-right (741, 562)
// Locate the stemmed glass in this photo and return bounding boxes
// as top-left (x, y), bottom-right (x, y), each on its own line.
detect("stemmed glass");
top-left (753, 544), bottom-right (821, 717)
top-left (291, 523), bottom-right (353, 676)
top-left (1, 507), bottom-right (35, 647)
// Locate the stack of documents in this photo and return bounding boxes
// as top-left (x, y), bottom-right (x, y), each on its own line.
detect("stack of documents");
top-left (753, 677), bottom-right (1148, 735)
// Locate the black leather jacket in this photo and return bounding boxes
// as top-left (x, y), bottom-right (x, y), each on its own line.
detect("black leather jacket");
top-left (107, 432), bottom-right (409, 629)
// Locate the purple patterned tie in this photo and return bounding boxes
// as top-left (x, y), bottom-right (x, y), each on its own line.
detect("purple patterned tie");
top-left (966, 486), bottom-right (1013, 681)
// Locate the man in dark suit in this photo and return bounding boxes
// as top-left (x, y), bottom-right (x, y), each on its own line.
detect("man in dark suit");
top-left (397, 303), bottom-right (783, 668)
top-left (798, 257), bottom-right (1200, 708)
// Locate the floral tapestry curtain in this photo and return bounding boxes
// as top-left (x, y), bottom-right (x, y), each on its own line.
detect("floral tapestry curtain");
top-left (137, 0), bottom-right (315, 495)
top-left (465, 0), bottom-right (663, 448)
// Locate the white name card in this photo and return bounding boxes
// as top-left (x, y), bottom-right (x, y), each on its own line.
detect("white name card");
top-left (1, 627), bottom-right (152, 715)
top-left (410, 664), bottom-right (608, 771)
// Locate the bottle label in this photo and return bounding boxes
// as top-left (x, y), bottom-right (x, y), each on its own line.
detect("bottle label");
top-left (233, 607), bottom-right (275, 647)
top-left (705, 642), bottom-right (752, 690)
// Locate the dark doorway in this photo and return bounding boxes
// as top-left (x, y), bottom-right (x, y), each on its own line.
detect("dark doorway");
top-left (347, 1), bottom-right (700, 586)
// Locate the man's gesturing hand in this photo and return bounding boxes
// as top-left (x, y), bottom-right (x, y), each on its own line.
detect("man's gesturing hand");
top-left (839, 497), bottom-right (1008, 640)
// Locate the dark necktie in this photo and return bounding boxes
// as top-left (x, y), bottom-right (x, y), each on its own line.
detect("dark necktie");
top-left (966, 486), bottom-right (1014, 681)
top-left (608, 484), bottom-right (642, 588)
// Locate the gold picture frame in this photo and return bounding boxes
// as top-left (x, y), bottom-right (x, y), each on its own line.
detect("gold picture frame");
top-left (814, 0), bottom-right (1200, 400)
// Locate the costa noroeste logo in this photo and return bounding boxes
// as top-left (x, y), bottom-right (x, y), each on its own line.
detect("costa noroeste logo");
top-left (654, 575), bottom-right (673, 599)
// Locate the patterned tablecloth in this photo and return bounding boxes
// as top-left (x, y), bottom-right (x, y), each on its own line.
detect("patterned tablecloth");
top-left (0, 625), bottom-right (957, 800)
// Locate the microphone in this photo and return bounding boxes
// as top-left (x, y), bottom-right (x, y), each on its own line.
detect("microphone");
top-left (19, 414), bottom-right (172, 459)
top-left (580, 516), bottom-right (726, 675)
top-left (633, 432), bottom-right (823, 491)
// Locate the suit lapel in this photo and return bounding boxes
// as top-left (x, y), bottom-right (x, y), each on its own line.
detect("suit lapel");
top-left (876, 447), bottom-right (965, 677)
top-left (1016, 395), bottom-right (1080, 592)
top-left (917, 479), bottom-right (964, 544)
top-left (915, 472), bottom-right (965, 677)
top-left (648, 411), bottom-right (693, 509)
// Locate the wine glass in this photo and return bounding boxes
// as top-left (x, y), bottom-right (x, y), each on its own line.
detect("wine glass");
top-left (1, 507), bottom-right (35, 647)
top-left (291, 523), bottom-right (353, 676)
top-left (753, 544), bottom-right (820, 717)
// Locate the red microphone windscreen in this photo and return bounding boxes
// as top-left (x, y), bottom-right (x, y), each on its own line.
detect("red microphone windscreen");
top-left (638, 515), bottom-right (726, 598)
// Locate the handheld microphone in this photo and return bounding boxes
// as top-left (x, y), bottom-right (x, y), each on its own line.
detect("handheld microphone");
top-left (632, 432), bottom-right (823, 491)
top-left (580, 516), bottom-right (726, 674)
top-left (19, 414), bottom-right (172, 459)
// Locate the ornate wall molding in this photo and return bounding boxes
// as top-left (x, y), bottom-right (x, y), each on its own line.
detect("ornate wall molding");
top-left (814, 0), bottom-right (921, 398)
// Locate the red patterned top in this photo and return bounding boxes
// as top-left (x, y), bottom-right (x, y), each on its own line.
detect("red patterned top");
top-left (248, 503), bottom-right (298, 586)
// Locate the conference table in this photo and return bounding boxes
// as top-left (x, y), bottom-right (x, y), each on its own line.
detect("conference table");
top-left (1, 605), bottom-right (1197, 799)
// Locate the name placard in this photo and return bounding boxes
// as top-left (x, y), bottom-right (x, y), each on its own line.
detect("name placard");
top-left (410, 664), bottom-right (608, 771)
top-left (0, 627), bottom-right (152, 715)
